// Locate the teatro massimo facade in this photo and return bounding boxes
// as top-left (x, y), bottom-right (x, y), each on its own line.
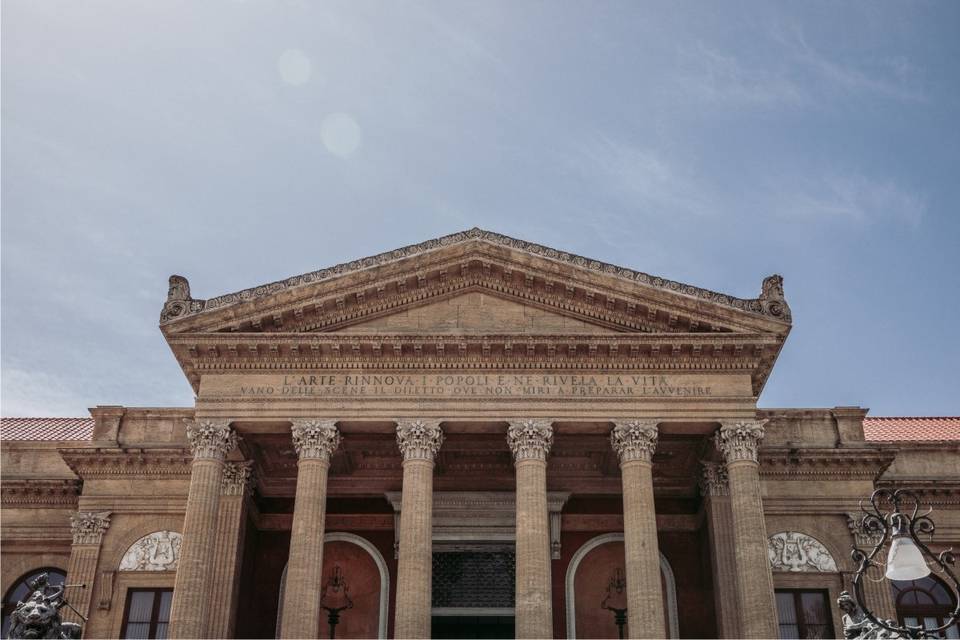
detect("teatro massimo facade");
top-left (2, 228), bottom-right (958, 639)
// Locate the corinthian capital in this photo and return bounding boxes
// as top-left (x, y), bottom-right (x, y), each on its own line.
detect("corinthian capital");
top-left (291, 420), bottom-right (341, 461)
top-left (396, 420), bottom-right (444, 461)
top-left (71, 511), bottom-right (111, 545)
top-left (610, 421), bottom-right (659, 464)
top-left (715, 420), bottom-right (767, 464)
top-left (506, 419), bottom-right (554, 463)
top-left (699, 462), bottom-right (729, 497)
top-left (186, 419), bottom-right (237, 460)
top-left (221, 460), bottom-right (256, 495)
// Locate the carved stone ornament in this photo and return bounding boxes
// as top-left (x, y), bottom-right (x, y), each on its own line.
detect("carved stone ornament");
top-left (118, 531), bottom-right (183, 571)
top-left (290, 420), bottom-right (341, 461)
top-left (160, 274), bottom-right (202, 322)
top-left (847, 512), bottom-right (883, 548)
top-left (767, 531), bottom-right (838, 572)
top-left (221, 460), bottom-right (256, 495)
top-left (396, 420), bottom-right (444, 461)
top-left (610, 421), bottom-right (659, 464)
top-left (70, 511), bottom-right (111, 545)
top-left (715, 420), bottom-right (767, 464)
top-left (699, 462), bottom-right (729, 497)
top-left (185, 419), bottom-right (237, 460)
top-left (506, 419), bottom-right (554, 463)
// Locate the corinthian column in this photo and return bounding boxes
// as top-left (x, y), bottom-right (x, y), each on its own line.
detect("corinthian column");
top-left (207, 461), bottom-right (255, 639)
top-left (169, 420), bottom-right (237, 639)
top-left (279, 420), bottom-right (341, 639)
top-left (62, 511), bottom-right (111, 625)
top-left (507, 419), bottom-right (554, 639)
top-left (394, 419), bottom-right (444, 639)
top-left (610, 421), bottom-right (665, 639)
top-left (715, 421), bottom-right (778, 639)
top-left (700, 462), bottom-right (741, 638)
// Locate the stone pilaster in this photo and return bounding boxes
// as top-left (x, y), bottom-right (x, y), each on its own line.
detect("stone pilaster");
top-left (63, 511), bottom-right (111, 625)
top-left (610, 421), bottom-right (665, 639)
top-left (507, 419), bottom-right (554, 639)
top-left (168, 419), bottom-right (237, 639)
top-left (279, 420), bottom-right (341, 640)
top-left (207, 461), bottom-right (255, 639)
top-left (700, 462), bottom-right (741, 638)
top-left (715, 420), bottom-right (778, 639)
top-left (394, 419), bottom-right (444, 639)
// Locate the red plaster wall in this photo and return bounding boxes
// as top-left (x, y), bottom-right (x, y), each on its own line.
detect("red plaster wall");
top-left (318, 541), bottom-right (380, 639)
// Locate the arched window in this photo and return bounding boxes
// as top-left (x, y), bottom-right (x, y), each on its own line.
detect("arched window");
top-left (1, 568), bottom-right (67, 638)
top-left (892, 575), bottom-right (959, 639)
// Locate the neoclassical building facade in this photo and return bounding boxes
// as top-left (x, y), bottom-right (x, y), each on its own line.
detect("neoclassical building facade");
top-left (2, 229), bottom-right (958, 639)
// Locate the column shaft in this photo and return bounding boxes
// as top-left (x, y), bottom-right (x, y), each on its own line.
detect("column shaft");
top-left (169, 458), bottom-right (227, 637)
top-left (169, 420), bottom-right (236, 639)
top-left (611, 421), bottom-right (665, 639)
top-left (726, 461), bottom-right (778, 638)
top-left (207, 462), bottom-right (253, 639)
top-left (394, 419), bottom-right (443, 639)
top-left (395, 460), bottom-right (436, 638)
top-left (280, 458), bottom-right (331, 638)
top-left (515, 458), bottom-right (553, 637)
top-left (701, 464), bottom-right (741, 638)
top-left (621, 461), bottom-right (665, 639)
top-left (279, 420), bottom-right (340, 639)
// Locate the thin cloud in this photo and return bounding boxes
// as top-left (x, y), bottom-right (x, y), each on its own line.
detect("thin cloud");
top-left (773, 173), bottom-right (926, 226)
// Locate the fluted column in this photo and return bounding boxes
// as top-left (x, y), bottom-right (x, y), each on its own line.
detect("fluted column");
top-left (700, 462), bottom-right (741, 638)
top-left (207, 461), bottom-right (255, 639)
top-left (715, 420), bottom-right (778, 639)
top-left (507, 419), bottom-right (554, 639)
top-left (169, 419), bottom-right (237, 639)
top-left (394, 419), bottom-right (444, 639)
top-left (610, 421), bottom-right (665, 639)
top-left (279, 420), bottom-right (341, 639)
top-left (63, 511), bottom-right (111, 625)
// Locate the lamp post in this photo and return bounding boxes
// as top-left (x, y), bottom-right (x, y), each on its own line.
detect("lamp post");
top-left (319, 565), bottom-right (353, 640)
top-left (847, 488), bottom-right (960, 639)
top-left (601, 567), bottom-right (628, 640)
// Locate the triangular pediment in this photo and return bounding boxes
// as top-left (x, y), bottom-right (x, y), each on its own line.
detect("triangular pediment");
top-left (334, 291), bottom-right (619, 335)
top-left (159, 228), bottom-right (792, 337)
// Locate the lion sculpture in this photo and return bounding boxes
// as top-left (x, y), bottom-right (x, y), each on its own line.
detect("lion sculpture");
top-left (6, 573), bottom-right (81, 640)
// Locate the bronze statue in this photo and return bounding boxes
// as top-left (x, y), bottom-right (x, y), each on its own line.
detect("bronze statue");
top-left (6, 573), bottom-right (82, 640)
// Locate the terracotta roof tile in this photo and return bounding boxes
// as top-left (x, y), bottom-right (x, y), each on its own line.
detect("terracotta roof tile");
top-left (863, 417), bottom-right (960, 442)
top-left (0, 418), bottom-right (95, 441)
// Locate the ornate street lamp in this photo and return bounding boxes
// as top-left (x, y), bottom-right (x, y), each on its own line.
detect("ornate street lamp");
top-left (319, 565), bottom-right (354, 640)
top-left (601, 567), bottom-right (628, 640)
top-left (845, 488), bottom-right (960, 639)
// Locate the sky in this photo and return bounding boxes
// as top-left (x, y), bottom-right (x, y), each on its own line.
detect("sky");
top-left (2, 1), bottom-right (959, 417)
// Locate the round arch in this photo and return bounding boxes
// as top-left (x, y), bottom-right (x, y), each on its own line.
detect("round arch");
top-left (565, 533), bottom-right (679, 639)
top-left (276, 532), bottom-right (390, 639)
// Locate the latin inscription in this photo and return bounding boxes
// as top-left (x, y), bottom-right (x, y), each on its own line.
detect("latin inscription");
top-left (207, 373), bottom-right (727, 399)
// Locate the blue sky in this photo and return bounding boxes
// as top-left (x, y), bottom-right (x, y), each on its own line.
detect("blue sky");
top-left (2, 1), bottom-right (958, 416)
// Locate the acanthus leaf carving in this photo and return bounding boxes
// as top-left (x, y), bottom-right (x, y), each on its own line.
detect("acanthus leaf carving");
top-left (70, 511), bottom-right (111, 545)
top-left (716, 420), bottom-right (767, 464)
top-left (610, 421), bottom-right (659, 464)
top-left (290, 420), bottom-right (341, 461)
top-left (185, 419), bottom-right (236, 460)
top-left (506, 419), bottom-right (554, 463)
top-left (396, 420), bottom-right (444, 462)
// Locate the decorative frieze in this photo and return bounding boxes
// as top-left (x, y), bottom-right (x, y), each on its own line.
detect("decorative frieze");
top-left (59, 450), bottom-right (193, 478)
top-left (506, 419), bottom-right (554, 462)
top-left (1, 479), bottom-right (81, 507)
top-left (715, 420), bottom-right (767, 463)
top-left (119, 531), bottom-right (183, 571)
top-left (220, 460), bottom-right (256, 495)
top-left (185, 419), bottom-right (237, 460)
top-left (767, 531), bottom-right (838, 573)
top-left (610, 421), bottom-right (659, 464)
top-left (699, 462), bottom-right (729, 497)
top-left (70, 511), bottom-right (111, 545)
top-left (396, 419), bottom-right (444, 461)
top-left (290, 420), bottom-right (341, 461)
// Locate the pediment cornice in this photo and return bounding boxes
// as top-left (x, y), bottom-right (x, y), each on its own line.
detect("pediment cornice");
top-left (160, 228), bottom-right (791, 335)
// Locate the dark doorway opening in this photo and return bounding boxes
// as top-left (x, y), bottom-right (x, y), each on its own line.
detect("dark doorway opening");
top-left (431, 615), bottom-right (516, 639)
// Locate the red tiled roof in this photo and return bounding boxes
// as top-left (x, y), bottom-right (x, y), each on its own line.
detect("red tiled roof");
top-left (0, 418), bottom-right (95, 441)
top-left (863, 417), bottom-right (960, 442)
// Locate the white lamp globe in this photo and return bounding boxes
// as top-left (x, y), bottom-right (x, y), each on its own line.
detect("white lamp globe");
top-left (885, 536), bottom-right (931, 581)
